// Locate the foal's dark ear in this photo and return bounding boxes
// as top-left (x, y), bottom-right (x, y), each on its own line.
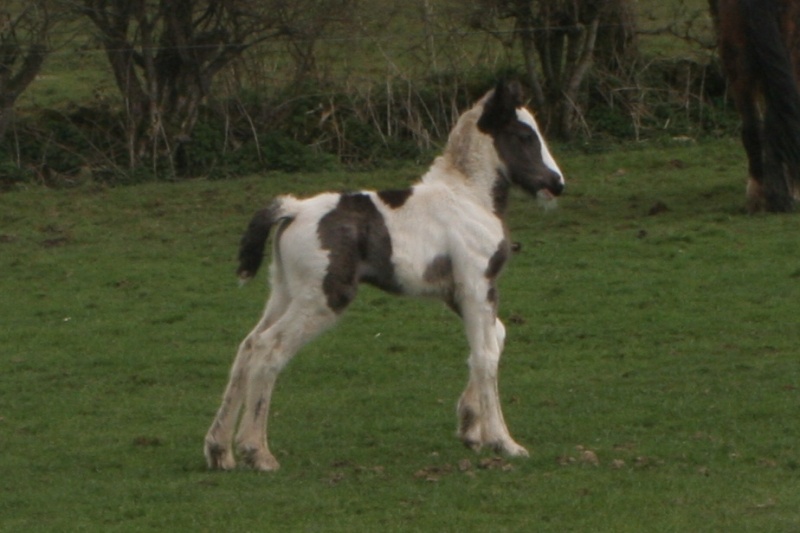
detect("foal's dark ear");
top-left (478, 80), bottom-right (523, 133)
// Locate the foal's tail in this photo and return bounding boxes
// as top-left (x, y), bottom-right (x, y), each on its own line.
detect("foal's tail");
top-left (237, 199), bottom-right (285, 283)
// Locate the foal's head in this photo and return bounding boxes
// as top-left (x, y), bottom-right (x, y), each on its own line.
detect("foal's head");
top-left (478, 81), bottom-right (565, 201)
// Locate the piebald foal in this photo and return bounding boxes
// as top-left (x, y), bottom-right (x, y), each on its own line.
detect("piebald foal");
top-left (205, 81), bottom-right (565, 471)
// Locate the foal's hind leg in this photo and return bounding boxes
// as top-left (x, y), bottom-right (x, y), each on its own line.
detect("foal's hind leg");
top-left (204, 279), bottom-right (290, 470)
top-left (234, 298), bottom-right (339, 471)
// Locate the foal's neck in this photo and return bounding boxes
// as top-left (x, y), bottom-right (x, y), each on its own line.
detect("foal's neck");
top-left (422, 154), bottom-right (505, 217)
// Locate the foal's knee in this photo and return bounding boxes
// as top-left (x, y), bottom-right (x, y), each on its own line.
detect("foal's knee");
top-left (250, 333), bottom-right (291, 372)
top-left (239, 334), bottom-right (257, 354)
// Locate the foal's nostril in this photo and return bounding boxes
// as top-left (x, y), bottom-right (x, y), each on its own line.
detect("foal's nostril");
top-left (550, 174), bottom-right (565, 196)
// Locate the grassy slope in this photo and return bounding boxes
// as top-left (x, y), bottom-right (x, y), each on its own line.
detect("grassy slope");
top-left (1, 137), bottom-right (799, 531)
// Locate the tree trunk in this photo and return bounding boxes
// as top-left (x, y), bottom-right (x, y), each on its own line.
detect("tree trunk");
top-left (81, 0), bottom-right (338, 176)
top-left (473, 0), bottom-right (636, 139)
top-left (516, 17), bottom-right (545, 110)
top-left (0, 18), bottom-right (47, 143)
top-left (559, 17), bottom-right (599, 136)
top-left (0, 104), bottom-right (12, 143)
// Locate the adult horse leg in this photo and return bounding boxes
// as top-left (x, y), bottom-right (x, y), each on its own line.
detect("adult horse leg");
top-left (456, 287), bottom-right (528, 457)
top-left (234, 296), bottom-right (339, 471)
top-left (204, 274), bottom-right (291, 470)
top-left (762, 105), bottom-right (798, 212)
top-left (714, 0), bottom-right (771, 211)
top-left (728, 72), bottom-right (767, 212)
top-left (714, 0), bottom-right (800, 211)
top-left (741, 104), bottom-right (768, 213)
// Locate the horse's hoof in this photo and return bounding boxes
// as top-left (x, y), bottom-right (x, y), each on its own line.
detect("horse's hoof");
top-left (460, 437), bottom-right (483, 452)
top-left (253, 456), bottom-right (281, 472)
top-left (205, 441), bottom-right (236, 470)
top-left (496, 440), bottom-right (529, 458)
top-left (508, 444), bottom-right (530, 458)
top-left (238, 444), bottom-right (280, 472)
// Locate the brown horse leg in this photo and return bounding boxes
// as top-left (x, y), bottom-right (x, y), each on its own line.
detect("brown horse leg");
top-left (762, 108), bottom-right (797, 212)
top-left (736, 97), bottom-right (767, 212)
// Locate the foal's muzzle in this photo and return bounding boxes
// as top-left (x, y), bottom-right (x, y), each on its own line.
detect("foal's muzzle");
top-left (542, 170), bottom-right (565, 197)
top-left (548, 178), bottom-right (565, 196)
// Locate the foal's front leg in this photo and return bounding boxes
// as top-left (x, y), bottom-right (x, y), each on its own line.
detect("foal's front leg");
top-left (457, 296), bottom-right (528, 457)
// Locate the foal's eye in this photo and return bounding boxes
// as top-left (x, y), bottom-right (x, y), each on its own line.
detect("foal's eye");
top-left (518, 130), bottom-right (535, 143)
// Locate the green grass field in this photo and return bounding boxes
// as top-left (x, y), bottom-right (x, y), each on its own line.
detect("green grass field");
top-left (2, 137), bottom-right (799, 531)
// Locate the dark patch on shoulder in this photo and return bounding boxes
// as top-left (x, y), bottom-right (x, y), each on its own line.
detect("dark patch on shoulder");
top-left (318, 193), bottom-right (400, 313)
top-left (485, 239), bottom-right (510, 279)
top-left (377, 188), bottom-right (413, 209)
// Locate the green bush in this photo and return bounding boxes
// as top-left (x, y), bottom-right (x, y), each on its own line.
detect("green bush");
top-left (0, 158), bottom-right (33, 190)
top-left (5, 64), bottom-right (742, 187)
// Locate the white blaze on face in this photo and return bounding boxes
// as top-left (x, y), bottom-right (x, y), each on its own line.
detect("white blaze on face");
top-left (516, 107), bottom-right (565, 188)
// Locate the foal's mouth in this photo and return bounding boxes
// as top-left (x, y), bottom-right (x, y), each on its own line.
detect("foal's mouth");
top-left (535, 178), bottom-right (564, 208)
top-left (536, 188), bottom-right (561, 211)
top-left (538, 189), bottom-right (556, 201)
top-left (539, 179), bottom-right (565, 199)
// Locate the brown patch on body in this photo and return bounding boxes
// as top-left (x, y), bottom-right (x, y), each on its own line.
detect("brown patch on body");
top-left (318, 193), bottom-right (400, 313)
top-left (485, 240), bottom-right (510, 279)
top-left (487, 285), bottom-right (498, 306)
top-left (483, 241), bottom-right (509, 309)
top-left (423, 255), bottom-right (453, 283)
top-left (377, 188), bottom-right (413, 209)
top-left (424, 255), bottom-right (462, 314)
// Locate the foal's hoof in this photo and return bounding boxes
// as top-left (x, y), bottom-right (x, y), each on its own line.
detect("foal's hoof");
top-left (204, 441), bottom-right (236, 471)
top-left (253, 457), bottom-right (281, 472)
top-left (460, 437), bottom-right (483, 453)
top-left (239, 445), bottom-right (281, 472)
top-left (491, 440), bottom-right (529, 458)
top-left (504, 442), bottom-right (530, 458)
